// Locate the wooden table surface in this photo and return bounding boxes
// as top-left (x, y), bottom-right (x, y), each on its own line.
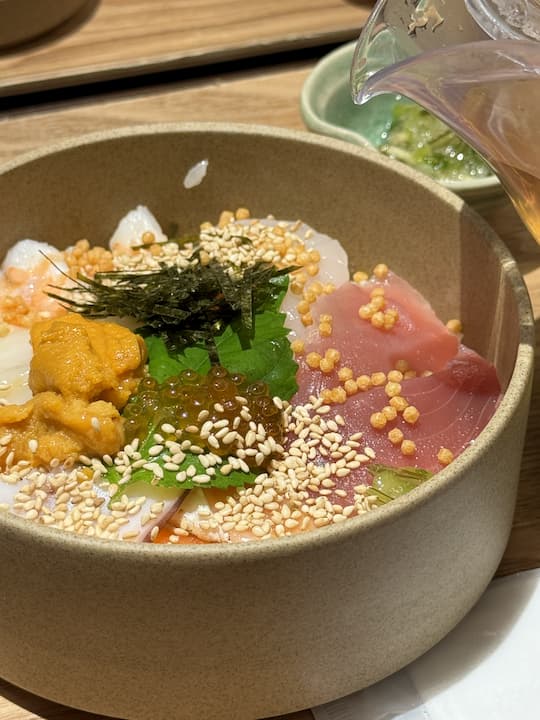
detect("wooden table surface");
top-left (1, 6), bottom-right (540, 719)
top-left (0, 0), bottom-right (369, 97)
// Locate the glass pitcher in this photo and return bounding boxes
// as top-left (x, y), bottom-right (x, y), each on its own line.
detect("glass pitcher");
top-left (351, 1), bottom-right (540, 242)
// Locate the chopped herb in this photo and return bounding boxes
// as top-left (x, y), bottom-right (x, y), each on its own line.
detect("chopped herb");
top-left (47, 258), bottom-right (294, 358)
top-left (367, 463), bottom-right (433, 505)
top-left (379, 101), bottom-right (492, 182)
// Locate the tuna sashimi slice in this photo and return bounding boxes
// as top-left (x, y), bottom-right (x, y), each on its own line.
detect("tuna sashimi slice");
top-left (291, 346), bottom-right (501, 504)
top-left (296, 275), bottom-right (459, 398)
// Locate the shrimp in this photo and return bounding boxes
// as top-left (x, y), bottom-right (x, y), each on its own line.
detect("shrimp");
top-left (0, 239), bottom-right (71, 328)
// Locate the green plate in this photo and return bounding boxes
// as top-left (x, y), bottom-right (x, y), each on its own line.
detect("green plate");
top-left (301, 42), bottom-right (504, 205)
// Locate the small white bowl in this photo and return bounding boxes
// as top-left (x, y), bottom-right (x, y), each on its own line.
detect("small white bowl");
top-left (301, 42), bottom-right (504, 206)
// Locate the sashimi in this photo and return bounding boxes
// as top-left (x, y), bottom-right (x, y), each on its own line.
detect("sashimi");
top-left (290, 346), bottom-right (500, 506)
top-left (294, 274), bottom-right (458, 401)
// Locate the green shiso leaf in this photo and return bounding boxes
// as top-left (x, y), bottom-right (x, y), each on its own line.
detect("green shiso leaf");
top-left (105, 424), bottom-right (257, 491)
top-left (215, 310), bottom-right (298, 399)
top-left (143, 271), bottom-right (298, 400)
top-left (145, 336), bottom-right (211, 383)
top-left (367, 463), bottom-right (433, 505)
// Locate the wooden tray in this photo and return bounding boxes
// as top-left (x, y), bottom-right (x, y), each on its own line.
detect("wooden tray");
top-left (0, 0), bottom-right (371, 97)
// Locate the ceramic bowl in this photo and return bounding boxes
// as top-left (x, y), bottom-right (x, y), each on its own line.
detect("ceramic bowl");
top-left (0, 0), bottom-right (88, 49)
top-left (0, 123), bottom-right (533, 720)
top-left (301, 42), bottom-right (505, 206)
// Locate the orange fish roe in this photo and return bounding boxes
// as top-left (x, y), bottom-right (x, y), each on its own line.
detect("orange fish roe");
top-left (394, 359), bottom-right (409, 373)
top-left (389, 395), bottom-right (409, 412)
top-left (388, 427), bottom-right (404, 445)
top-left (356, 375), bottom-right (372, 391)
top-left (318, 313), bottom-right (333, 338)
top-left (325, 348), bottom-right (341, 364)
top-left (401, 439), bottom-right (416, 456)
top-left (403, 406), bottom-right (420, 424)
top-left (446, 318), bottom-right (463, 334)
top-left (64, 239), bottom-right (114, 278)
top-left (290, 339), bottom-right (305, 356)
top-left (353, 270), bottom-right (369, 283)
top-left (319, 357), bottom-right (334, 373)
top-left (385, 381), bottom-right (402, 398)
top-left (371, 372), bottom-right (386, 387)
top-left (370, 412), bottom-right (387, 430)
top-left (371, 311), bottom-right (386, 329)
top-left (338, 367), bottom-right (354, 382)
top-left (320, 386), bottom-right (348, 404)
top-left (373, 263), bottom-right (389, 280)
top-left (382, 405), bottom-right (397, 421)
top-left (306, 352), bottom-right (322, 369)
top-left (437, 447), bottom-right (454, 466)
top-left (296, 300), bottom-right (310, 315)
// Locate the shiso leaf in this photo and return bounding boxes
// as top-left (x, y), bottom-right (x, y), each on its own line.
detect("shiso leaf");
top-left (143, 297), bottom-right (298, 399)
top-left (145, 336), bottom-right (211, 383)
top-left (214, 310), bottom-right (298, 399)
top-left (106, 425), bottom-right (257, 492)
top-left (367, 463), bottom-right (433, 505)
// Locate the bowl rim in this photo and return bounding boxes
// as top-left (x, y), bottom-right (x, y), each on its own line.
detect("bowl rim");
top-left (300, 41), bottom-right (502, 194)
top-left (0, 121), bottom-right (533, 565)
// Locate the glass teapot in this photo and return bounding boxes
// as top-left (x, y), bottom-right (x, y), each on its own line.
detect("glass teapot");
top-left (351, 0), bottom-right (540, 241)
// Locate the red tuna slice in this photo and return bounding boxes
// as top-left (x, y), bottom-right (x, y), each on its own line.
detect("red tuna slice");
top-left (295, 276), bottom-right (459, 399)
top-left (289, 346), bottom-right (501, 504)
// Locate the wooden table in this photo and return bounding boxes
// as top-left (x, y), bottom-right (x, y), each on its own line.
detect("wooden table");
top-left (0, 0), bottom-right (368, 97)
top-left (1, 1), bottom-right (540, 718)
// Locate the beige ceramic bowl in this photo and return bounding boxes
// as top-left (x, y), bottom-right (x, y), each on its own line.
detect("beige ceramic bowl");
top-left (0, 124), bottom-right (533, 720)
top-left (0, 0), bottom-right (88, 49)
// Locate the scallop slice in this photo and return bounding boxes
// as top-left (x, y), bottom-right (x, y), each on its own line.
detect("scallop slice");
top-left (109, 205), bottom-right (167, 252)
top-left (173, 487), bottom-right (230, 543)
top-left (1, 239), bottom-right (67, 279)
top-left (237, 218), bottom-right (349, 340)
top-left (0, 327), bottom-right (32, 405)
top-left (87, 480), bottom-right (187, 542)
top-left (0, 468), bottom-right (186, 542)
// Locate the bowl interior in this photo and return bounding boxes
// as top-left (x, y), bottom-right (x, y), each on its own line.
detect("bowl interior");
top-left (0, 123), bottom-right (526, 391)
top-left (300, 42), bottom-right (504, 203)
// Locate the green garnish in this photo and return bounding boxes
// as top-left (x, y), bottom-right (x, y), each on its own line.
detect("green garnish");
top-left (141, 269), bottom-right (297, 399)
top-left (379, 101), bottom-right (492, 182)
top-left (145, 306), bottom-right (298, 401)
top-left (145, 336), bottom-right (211, 381)
top-left (105, 424), bottom-right (257, 493)
top-left (367, 463), bottom-right (433, 505)
top-left (47, 257), bottom-right (294, 358)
